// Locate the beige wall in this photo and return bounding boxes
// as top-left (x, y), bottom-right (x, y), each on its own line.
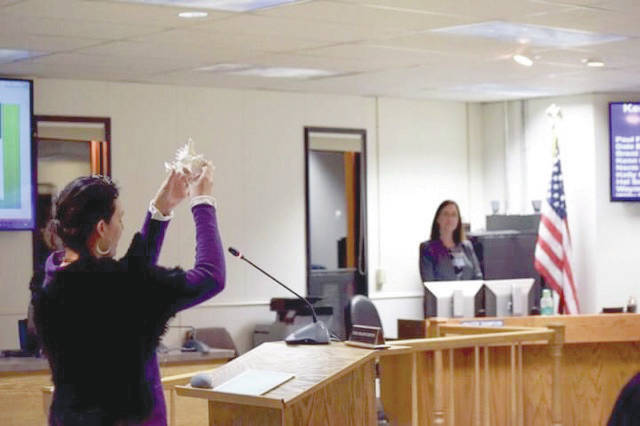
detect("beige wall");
top-left (374, 97), bottom-right (469, 296)
top-left (5, 77), bottom-right (634, 352)
top-left (479, 94), bottom-right (640, 315)
top-left (6, 77), bottom-right (633, 352)
top-left (0, 78), bottom-right (473, 350)
top-left (0, 78), bottom-right (438, 350)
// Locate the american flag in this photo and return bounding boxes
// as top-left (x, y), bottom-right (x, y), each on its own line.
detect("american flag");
top-left (534, 138), bottom-right (580, 314)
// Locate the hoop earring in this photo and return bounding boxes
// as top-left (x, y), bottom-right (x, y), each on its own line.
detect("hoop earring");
top-left (95, 240), bottom-right (110, 257)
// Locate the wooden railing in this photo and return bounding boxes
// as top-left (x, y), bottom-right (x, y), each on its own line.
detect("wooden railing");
top-left (380, 318), bottom-right (565, 426)
top-left (40, 322), bottom-right (565, 426)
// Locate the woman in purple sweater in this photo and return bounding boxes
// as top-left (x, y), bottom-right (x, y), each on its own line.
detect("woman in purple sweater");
top-left (33, 164), bottom-right (225, 426)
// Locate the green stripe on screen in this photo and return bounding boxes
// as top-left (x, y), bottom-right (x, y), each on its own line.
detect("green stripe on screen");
top-left (0, 104), bottom-right (21, 209)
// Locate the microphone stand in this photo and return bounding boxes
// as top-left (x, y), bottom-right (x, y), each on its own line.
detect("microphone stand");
top-left (228, 247), bottom-right (330, 344)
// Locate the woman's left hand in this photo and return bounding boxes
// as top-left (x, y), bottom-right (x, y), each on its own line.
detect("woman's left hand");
top-left (153, 169), bottom-right (191, 215)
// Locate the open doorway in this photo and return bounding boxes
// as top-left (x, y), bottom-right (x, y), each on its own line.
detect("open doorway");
top-left (304, 127), bottom-right (367, 340)
top-left (32, 115), bottom-right (110, 272)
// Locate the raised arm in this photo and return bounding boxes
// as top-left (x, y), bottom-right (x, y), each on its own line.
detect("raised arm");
top-left (127, 169), bottom-right (191, 265)
top-left (170, 201), bottom-right (225, 313)
top-left (160, 163), bottom-right (226, 314)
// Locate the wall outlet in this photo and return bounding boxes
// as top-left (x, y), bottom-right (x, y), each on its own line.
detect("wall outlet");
top-left (375, 269), bottom-right (386, 291)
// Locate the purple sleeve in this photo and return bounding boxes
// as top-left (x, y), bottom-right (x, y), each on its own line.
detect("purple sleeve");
top-left (169, 204), bottom-right (226, 313)
top-left (139, 212), bottom-right (170, 266)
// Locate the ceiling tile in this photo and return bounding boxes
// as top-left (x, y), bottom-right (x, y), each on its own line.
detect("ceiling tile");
top-left (532, 0), bottom-right (607, 6)
top-left (192, 14), bottom-right (408, 43)
top-left (3, 0), bottom-right (231, 25)
top-left (22, 52), bottom-right (190, 75)
top-left (0, 14), bottom-right (168, 40)
top-left (518, 6), bottom-right (640, 36)
top-left (372, 32), bottom-right (523, 59)
top-left (0, 0), bottom-right (637, 101)
top-left (0, 32), bottom-right (105, 52)
top-left (74, 40), bottom-right (249, 67)
top-left (257, 0), bottom-right (474, 31)
top-left (241, 52), bottom-right (376, 73)
top-left (335, 0), bottom-right (572, 20)
top-left (296, 44), bottom-right (445, 69)
top-left (586, 0), bottom-right (640, 12)
top-left (0, 0), bottom-right (24, 7)
top-left (0, 59), bottom-right (150, 81)
top-left (133, 28), bottom-right (334, 54)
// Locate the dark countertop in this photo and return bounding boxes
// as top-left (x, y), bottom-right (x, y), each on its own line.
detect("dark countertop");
top-left (0, 347), bottom-right (235, 374)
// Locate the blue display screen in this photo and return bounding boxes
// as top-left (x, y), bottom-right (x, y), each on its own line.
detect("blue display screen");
top-left (610, 102), bottom-right (640, 201)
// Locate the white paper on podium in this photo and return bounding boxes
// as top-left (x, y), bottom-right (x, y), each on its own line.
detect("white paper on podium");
top-left (213, 369), bottom-right (294, 396)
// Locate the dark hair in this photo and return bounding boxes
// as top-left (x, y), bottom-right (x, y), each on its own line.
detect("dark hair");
top-left (50, 175), bottom-right (119, 256)
top-left (430, 200), bottom-right (465, 244)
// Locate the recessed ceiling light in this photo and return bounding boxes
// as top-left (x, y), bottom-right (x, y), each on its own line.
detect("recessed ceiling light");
top-left (442, 83), bottom-right (552, 98)
top-left (195, 63), bottom-right (252, 72)
top-left (233, 66), bottom-right (338, 79)
top-left (513, 54), bottom-right (533, 67)
top-left (113, 0), bottom-right (306, 12)
top-left (586, 59), bottom-right (605, 67)
top-left (194, 63), bottom-right (339, 79)
top-left (433, 21), bottom-right (626, 48)
top-left (178, 11), bottom-right (208, 18)
top-left (0, 48), bottom-right (43, 63)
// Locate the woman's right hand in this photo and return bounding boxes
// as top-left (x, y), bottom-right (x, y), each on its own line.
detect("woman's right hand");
top-left (153, 168), bottom-right (191, 215)
top-left (191, 161), bottom-right (214, 197)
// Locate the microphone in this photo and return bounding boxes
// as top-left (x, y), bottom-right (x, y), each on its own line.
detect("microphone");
top-left (227, 246), bottom-right (330, 344)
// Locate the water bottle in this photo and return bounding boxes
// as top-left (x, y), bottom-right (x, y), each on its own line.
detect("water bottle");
top-left (540, 289), bottom-right (554, 315)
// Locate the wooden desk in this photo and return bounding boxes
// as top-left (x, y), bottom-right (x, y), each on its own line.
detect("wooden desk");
top-left (176, 342), bottom-right (379, 425)
top-left (394, 314), bottom-right (640, 426)
top-left (0, 349), bottom-right (234, 426)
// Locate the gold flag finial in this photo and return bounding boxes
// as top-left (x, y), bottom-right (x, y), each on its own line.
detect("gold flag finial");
top-left (546, 104), bottom-right (562, 153)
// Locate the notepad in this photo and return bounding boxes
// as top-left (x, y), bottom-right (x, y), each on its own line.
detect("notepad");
top-left (344, 340), bottom-right (390, 350)
top-left (213, 369), bottom-right (294, 396)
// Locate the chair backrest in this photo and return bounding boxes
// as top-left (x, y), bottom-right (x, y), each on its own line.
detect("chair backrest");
top-left (346, 295), bottom-right (384, 339)
top-left (193, 327), bottom-right (238, 357)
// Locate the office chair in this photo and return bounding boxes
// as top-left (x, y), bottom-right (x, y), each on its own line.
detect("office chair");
top-left (346, 294), bottom-right (384, 339)
top-left (188, 327), bottom-right (238, 358)
top-left (346, 295), bottom-right (389, 425)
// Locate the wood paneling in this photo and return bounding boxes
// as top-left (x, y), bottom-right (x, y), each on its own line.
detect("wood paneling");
top-left (284, 359), bottom-right (376, 425)
top-left (0, 358), bottom-right (228, 426)
top-left (177, 342), bottom-right (379, 425)
top-left (389, 315), bottom-right (640, 426)
top-left (204, 360), bottom-right (376, 425)
top-left (398, 318), bottom-right (427, 340)
top-left (161, 360), bottom-right (227, 426)
top-left (209, 401), bottom-right (282, 426)
top-left (176, 342), bottom-right (376, 407)
top-left (0, 370), bottom-right (51, 426)
top-left (449, 314), bottom-right (640, 344)
top-left (380, 352), bottom-right (423, 426)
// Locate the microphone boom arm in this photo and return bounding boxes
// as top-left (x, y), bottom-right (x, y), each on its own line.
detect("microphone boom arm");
top-left (228, 248), bottom-right (318, 322)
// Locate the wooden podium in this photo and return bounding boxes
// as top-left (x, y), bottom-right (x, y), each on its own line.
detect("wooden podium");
top-left (176, 342), bottom-right (379, 425)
